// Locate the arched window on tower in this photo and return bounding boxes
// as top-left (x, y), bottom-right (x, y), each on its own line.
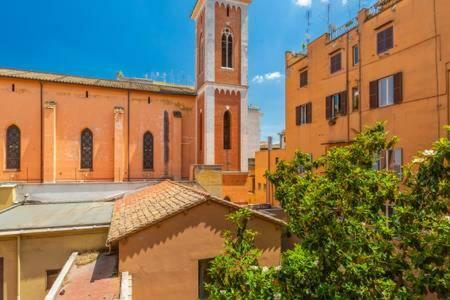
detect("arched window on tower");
top-left (223, 110), bottom-right (231, 150)
top-left (6, 125), bottom-right (20, 170)
top-left (221, 28), bottom-right (233, 68)
top-left (198, 33), bottom-right (204, 75)
top-left (143, 131), bottom-right (154, 170)
top-left (80, 128), bottom-right (93, 170)
top-left (164, 111), bottom-right (169, 164)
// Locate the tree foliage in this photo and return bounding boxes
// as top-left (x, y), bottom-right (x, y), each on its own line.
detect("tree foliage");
top-left (207, 123), bottom-right (449, 299)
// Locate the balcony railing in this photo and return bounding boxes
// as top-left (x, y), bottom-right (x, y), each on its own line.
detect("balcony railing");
top-left (366, 0), bottom-right (402, 19)
top-left (328, 18), bottom-right (359, 42)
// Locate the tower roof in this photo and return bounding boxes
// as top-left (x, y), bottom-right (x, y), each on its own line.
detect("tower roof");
top-left (191, 0), bottom-right (252, 20)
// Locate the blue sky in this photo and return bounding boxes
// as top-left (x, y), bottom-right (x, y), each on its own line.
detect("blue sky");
top-left (0, 0), bottom-right (376, 141)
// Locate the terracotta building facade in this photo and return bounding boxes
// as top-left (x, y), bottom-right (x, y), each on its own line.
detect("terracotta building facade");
top-left (285, 0), bottom-right (449, 165)
top-left (0, 0), bottom-right (255, 205)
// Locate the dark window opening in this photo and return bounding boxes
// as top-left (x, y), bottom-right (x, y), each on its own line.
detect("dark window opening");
top-left (295, 102), bottom-right (312, 125)
top-left (164, 111), bottom-right (169, 163)
top-left (143, 131), bottom-right (154, 170)
top-left (352, 87), bottom-right (359, 111)
top-left (199, 112), bottom-right (203, 151)
top-left (330, 52), bottom-right (342, 74)
top-left (221, 28), bottom-right (233, 68)
top-left (46, 269), bottom-right (61, 290)
top-left (300, 70), bottom-right (308, 87)
top-left (147, 97), bottom-right (151, 104)
top-left (198, 258), bottom-right (214, 300)
top-left (12, 84), bottom-right (15, 92)
top-left (80, 128), bottom-right (93, 169)
top-left (377, 26), bottom-right (394, 54)
top-left (6, 125), bottom-right (20, 170)
top-left (226, 6), bottom-right (230, 17)
top-left (353, 45), bottom-right (360, 65)
top-left (85, 91), bottom-right (89, 98)
top-left (223, 111), bottom-right (231, 149)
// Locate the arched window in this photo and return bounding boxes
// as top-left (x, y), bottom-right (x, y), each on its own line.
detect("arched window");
top-left (164, 111), bottom-right (169, 164)
top-left (198, 33), bottom-right (204, 75)
top-left (223, 111), bottom-right (231, 150)
top-left (143, 131), bottom-right (154, 170)
top-left (199, 111), bottom-right (203, 151)
top-left (221, 28), bottom-right (233, 68)
top-left (80, 128), bottom-right (93, 170)
top-left (6, 125), bottom-right (20, 170)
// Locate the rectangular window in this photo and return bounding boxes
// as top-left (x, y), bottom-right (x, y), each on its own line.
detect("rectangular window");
top-left (198, 259), bottom-right (214, 300)
top-left (258, 183), bottom-right (261, 190)
top-left (299, 69), bottom-right (308, 87)
top-left (326, 91), bottom-right (348, 120)
top-left (378, 75), bottom-right (395, 107)
top-left (330, 52), bottom-right (342, 74)
top-left (373, 148), bottom-right (403, 179)
top-left (352, 87), bottom-right (359, 111)
top-left (353, 45), bottom-right (360, 65)
top-left (46, 269), bottom-right (61, 290)
top-left (377, 26), bottom-right (394, 54)
top-left (296, 103), bottom-right (312, 125)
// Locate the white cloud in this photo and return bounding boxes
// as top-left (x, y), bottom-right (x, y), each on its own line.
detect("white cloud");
top-left (294, 0), bottom-right (312, 7)
top-left (252, 72), bottom-right (283, 84)
top-left (342, 0), bottom-right (348, 5)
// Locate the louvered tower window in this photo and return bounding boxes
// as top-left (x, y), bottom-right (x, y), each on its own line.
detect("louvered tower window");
top-left (80, 128), bottom-right (93, 169)
top-left (6, 125), bottom-right (20, 170)
top-left (143, 131), bottom-right (154, 170)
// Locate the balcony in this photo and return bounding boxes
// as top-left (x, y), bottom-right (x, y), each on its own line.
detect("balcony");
top-left (328, 18), bottom-right (359, 42)
top-left (366, 0), bottom-right (402, 20)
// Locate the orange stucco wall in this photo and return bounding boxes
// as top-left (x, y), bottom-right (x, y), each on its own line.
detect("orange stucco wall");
top-left (118, 201), bottom-right (282, 300)
top-left (254, 149), bottom-right (286, 206)
top-left (284, 0), bottom-right (449, 166)
top-left (0, 79), bottom-right (196, 182)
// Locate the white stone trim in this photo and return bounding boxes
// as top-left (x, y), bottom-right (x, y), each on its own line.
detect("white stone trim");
top-left (204, 85), bottom-right (215, 164)
top-left (241, 5), bottom-right (249, 86)
top-left (216, 0), bottom-right (249, 10)
top-left (45, 252), bottom-right (78, 300)
top-left (197, 82), bottom-right (247, 96)
top-left (240, 89), bottom-right (249, 172)
top-left (205, 0), bottom-right (215, 82)
top-left (120, 272), bottom-right (132, 300)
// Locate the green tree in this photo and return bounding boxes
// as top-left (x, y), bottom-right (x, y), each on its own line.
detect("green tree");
top-left (205, 209), bottom-right (279, 300)
top-left (208, 123), bottom-right (449, 299)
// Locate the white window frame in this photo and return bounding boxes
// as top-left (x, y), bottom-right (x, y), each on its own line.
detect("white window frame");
top-left (378, 75), bottom-right (394, 107)
top-left (331, 94), bottom-right (340, 118)
top-left (353, 45), bottom-right (360, 65)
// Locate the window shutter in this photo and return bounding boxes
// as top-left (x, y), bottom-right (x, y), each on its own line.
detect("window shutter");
top-left (386, 27), bottom-right (394, 50)
top-left (306, 102), bottom-right (312, 123)
top-left (296, 106), bottom-right (301, 125)
top-left (377, 31), bottom-right (384, 54)
top-left (326, 96), bottom-right (332, 120)
top-left (370, 80), bottom-right (379, 109)
top-left (340, 91), bottom-right (348, 116)
top-left (394, 72), bottom-right (403, 104)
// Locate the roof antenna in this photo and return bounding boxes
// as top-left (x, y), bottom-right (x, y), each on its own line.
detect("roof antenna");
top-left (303, 9), bottom-right (312, 51)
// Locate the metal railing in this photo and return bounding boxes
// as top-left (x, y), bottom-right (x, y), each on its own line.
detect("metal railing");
top-left (366, 0), bottom-right (402, 19)
top-left (328, 18), bottom-right (359, 42)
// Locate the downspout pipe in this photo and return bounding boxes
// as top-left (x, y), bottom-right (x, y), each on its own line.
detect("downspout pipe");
top-left (16, 235), bottom-right (21, 300)
top-left (433, 0), bottom-right (441, 139)
top-left (40, 82), bottom-right (44, 183)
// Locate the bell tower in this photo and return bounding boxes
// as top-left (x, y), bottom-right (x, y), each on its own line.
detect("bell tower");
top-left (192, 0), bottom-right (250, 172)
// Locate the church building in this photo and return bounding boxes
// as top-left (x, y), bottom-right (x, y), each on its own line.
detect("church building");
top-left (0, 0), bottom-right (256, 204)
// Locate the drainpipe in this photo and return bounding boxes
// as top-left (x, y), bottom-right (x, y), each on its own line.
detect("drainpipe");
top-left (346, 31), bottom-right (351, 142)
top-left (433, 0), bottom-right (441, 139)
top-left (358, 16), bottom-right (363, 133)
top-left (127, 89), bottom-right (130, 181)
top-left (40, 82), bottom-right (44, 183)
top-left (16, 235), bottom-right (21, 300)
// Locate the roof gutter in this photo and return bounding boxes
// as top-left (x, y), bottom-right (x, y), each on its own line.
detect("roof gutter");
top-left (0, 224), bottom-right (110, 237)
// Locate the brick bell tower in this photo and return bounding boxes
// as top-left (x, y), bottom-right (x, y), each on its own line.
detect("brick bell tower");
top-left (192, 0), bottom-right (251, 172)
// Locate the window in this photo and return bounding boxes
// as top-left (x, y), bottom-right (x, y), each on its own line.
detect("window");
top-left (330, 52), bottom-right (342, 74)
top-left (226, 5), bottom-right (230, 17)
top-left (326, 92), bottom-right (348, 120)
top-left (46, 269), bottom-right (60, 290)
top-left (164, 111), bottom-right (169, 163)
top-left (198, 33), bottom-right (204, 75)
top-left (6, 125), bottom-right (20, 170)
top-left (370, 73), bottom-right (403, 109)
top-left (298, 153), bottom-right (313, 174)
top-left (223, 111), bottom-right (231, 149)
top-left (299, 69), bottom-right (308, 87)
top-left (352, 87), bottom-right (359, 111)
top-left (221, 28), bottom-right (233, 68)
top-left (295, 103), bottom-right (312, 125)
top-left (258, 183), bottom-right (262, 190)
top-left (199, 111), bottom-right (203, 151)
top-left (373, 148), bottom-right (403, 179)
top-left (80, 128), bottom-right (93, 170)
top-left (377, 26), bottom-right (393, 54)
top-left (198, 259), bottom-right (214, 300)
top-left (353, 45), bottom-right (360, 65)
top-left (12, 84), bottom-right (15, 92)
top-left (143, 132), bottom-right (154, 170)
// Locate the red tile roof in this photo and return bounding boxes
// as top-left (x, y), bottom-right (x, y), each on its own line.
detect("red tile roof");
top-left (107, 181), bottom-right (285, 244)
